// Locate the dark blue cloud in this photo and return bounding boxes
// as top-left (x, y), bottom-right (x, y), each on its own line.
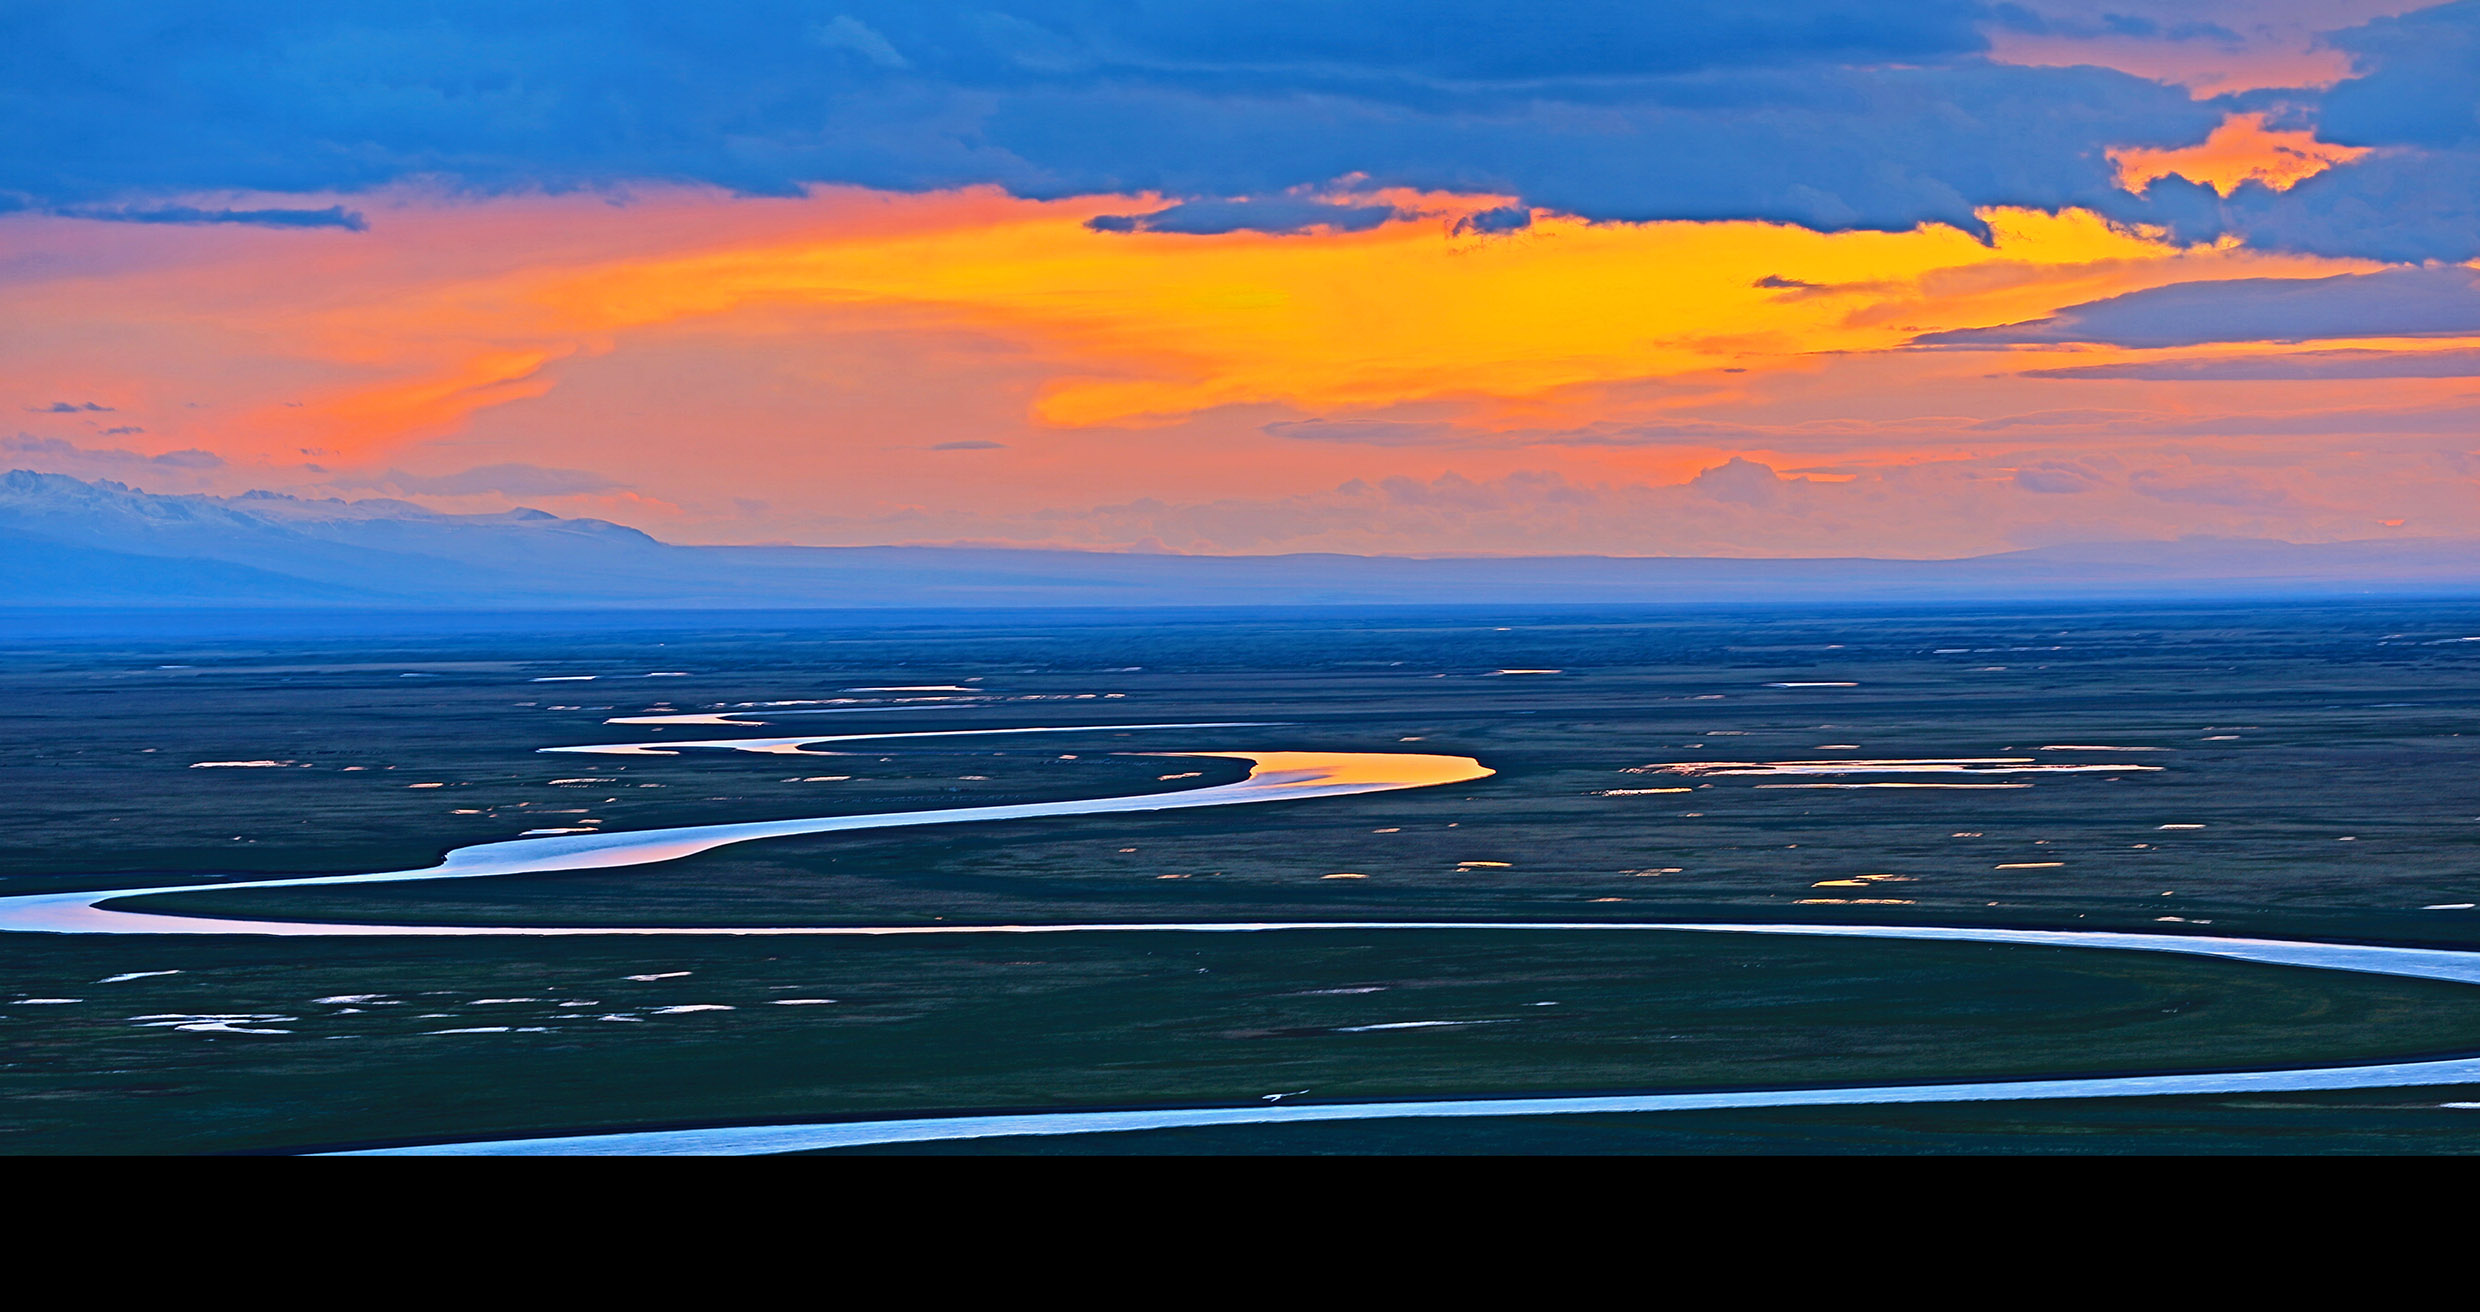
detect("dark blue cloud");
top-left (0, 1), bottom-right (2193, 241)
top-left (2125, 150), bottom-right (2480, 265)
top-left (0, 2), bottom-right (2462, 257)
top-left (1917, 268), bottom-right (2480, 349)
top-left (2319, 0), bottom-right (2480, 151)
top-left (1984, 5), bottom-right (2240, 45)
top-left (2118, 2), bottom-right (2480, 262)
top-left (1452, 205), bottom-right (1533, 236)
top-left (835, 3), bottom-right (1997, 89)
top-left (54, 204), bottom-right (367, 230)
top-left (1089, 196), bottom-right (1404, 235)
top-left (1001, 61), bottom-right (2217, 239)
top-left (2024, 348), bottom-right (2480, 381)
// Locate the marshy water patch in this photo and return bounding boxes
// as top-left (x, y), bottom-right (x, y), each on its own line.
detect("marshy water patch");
top-left (1335, 1019), bottom-right (1517, 1033)
top-left (1638, 757), bottom-right (2162, 779)
top-left (26, 651), bottom-right (2480, 1155)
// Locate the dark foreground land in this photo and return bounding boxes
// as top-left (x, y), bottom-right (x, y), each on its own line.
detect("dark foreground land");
top-left (3, 601), bottom-right (2477, 1154)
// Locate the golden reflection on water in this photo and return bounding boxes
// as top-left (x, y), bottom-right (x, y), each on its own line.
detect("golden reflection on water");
top-left (1811, 874), bottom-right (1917, 888)
top-left (1183, 750), bottom-right (1496, 790)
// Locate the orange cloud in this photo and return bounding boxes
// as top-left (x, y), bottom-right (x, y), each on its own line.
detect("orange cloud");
top-left (2111, 113), bottom-right (2372, 197)
top-left (280, 348), bottom-right (565, 452)
top-left (5, 181), bottom-right (2439, 556)
top-left (1983, 2), bottom-right (2438, 98)
top-left (170, 185), bottom-right (2356, 455)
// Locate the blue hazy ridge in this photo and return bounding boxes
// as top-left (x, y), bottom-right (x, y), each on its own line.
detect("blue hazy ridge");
top-left (6, 469), bottom-right (2477, 609)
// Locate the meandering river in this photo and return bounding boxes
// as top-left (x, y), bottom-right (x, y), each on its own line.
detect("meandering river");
top-left (12, 720), bottom-right (2476, 1154)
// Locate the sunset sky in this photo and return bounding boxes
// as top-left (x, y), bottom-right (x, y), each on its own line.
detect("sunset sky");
top-left (6, 1), bottom-right (2478, 557)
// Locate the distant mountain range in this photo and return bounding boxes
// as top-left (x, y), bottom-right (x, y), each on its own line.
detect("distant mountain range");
top-left (5, 469), bottom-right (2476, 609)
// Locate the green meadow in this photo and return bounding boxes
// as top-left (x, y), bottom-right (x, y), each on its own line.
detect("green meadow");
top-left (4, 602), bottom-right (2477, 1153)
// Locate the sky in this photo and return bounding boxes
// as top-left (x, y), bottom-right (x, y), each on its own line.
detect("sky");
top-left (4, 1), bottom-right (2478, 558)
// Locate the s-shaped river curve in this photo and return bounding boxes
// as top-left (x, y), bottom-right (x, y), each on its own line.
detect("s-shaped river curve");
top-left (11, 719), bottom-right (2480, 1153)
top-left (0, 723), bottom-right (1488, 935)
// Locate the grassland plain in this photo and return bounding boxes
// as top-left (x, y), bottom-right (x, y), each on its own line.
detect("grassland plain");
top-left (3, 602), bottom-right (2478, 1153)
